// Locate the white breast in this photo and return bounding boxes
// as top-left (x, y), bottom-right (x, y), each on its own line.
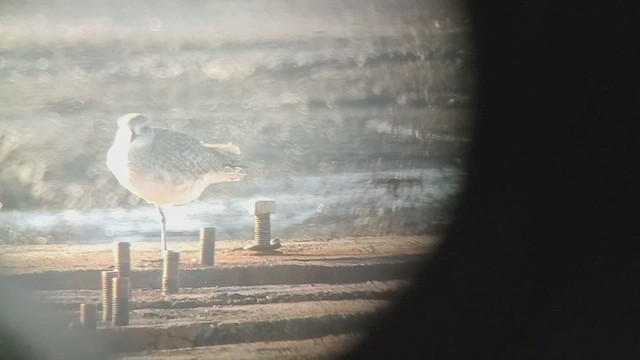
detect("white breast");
top-left (106, 128), bottom-right (134, 190)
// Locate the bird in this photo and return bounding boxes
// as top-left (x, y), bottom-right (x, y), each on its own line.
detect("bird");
top-left (106, 113), bottom-right (245, 251)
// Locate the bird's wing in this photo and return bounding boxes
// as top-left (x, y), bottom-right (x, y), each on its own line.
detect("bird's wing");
top-left (202, 142), bottom-right (241, 156)
top-left (202, 142), bottom-right (245, 168)
top-left (201, 142), bottom-right (247, 182)
top-left (146, 128), bottom-right (226, 175)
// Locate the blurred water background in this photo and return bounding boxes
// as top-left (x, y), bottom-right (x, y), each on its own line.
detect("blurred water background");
top-left (0, 0), bottom-right (473, 244)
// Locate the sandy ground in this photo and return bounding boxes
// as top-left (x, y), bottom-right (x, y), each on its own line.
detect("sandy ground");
top-left (0, 235), bottom-right (437, 274)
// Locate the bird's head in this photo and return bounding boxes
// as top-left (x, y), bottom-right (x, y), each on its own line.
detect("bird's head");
top-left (117, 113), bottom-right (153, 143)
top-left (118, 113), bottom-right (150, 133)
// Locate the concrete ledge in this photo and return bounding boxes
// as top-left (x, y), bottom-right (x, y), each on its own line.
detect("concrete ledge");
top-left (98, 312), bottom-right (378, 353)
top-left (116, 333), bottom-right (361, 360)
top-left (2, 256), bottom-right (424, 290)
top-left (39, 280), bottom-right (410, 312)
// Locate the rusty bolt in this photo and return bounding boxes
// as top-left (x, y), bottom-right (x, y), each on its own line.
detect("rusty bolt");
top-left (112, 277), bottom-right (130, 326)
top-left (113, 241), bottom-right (131, 277)
top-left (162, 250), bottom-right (180, 295)
top-left (80, 303), bottom-right (97, 330)
top-left (113, 241), bottom-right (132, 298)
top-left (101, 270), bottom-right (118, 321)
top-left (252, 200), bottom-right (276, 247)
top-left (199, 227), bottom-right (216, 266)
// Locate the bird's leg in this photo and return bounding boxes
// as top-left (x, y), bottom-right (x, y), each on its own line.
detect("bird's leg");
top-left (156, 204), bottom-right (167, 252)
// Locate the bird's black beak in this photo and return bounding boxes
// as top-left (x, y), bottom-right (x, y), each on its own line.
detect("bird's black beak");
top-left (130, 131), bottom-right (138, 142)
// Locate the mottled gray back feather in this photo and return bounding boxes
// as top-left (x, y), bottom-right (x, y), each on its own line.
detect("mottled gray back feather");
top-left (129, 127), bottom-right (226, 184)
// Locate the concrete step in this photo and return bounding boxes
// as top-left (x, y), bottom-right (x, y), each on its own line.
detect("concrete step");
top-left (3, 256), bottom-right (424, 290)
top-left (114, 333), bottom-right (362, 360)
top-left (37, 280), bottom-right (410, 311)
top-left (69, 299), bottom-right (387, 354)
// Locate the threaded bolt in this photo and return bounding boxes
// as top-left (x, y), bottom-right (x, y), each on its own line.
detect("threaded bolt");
top-left (114, 241), bottom-right (133, 298)
top-left (101, 270), bottom-right (118, 321)
top-left (112, 277), bottom-right (130, 326)
top-left (113, 241), bottom-right (131, 277)
top-left (254, 214), bottom-right (271, 246)
top-left (199, 227), bottom-right (216, 266)
top-left (80, 303), bottom-right (97, 330)
top-left (162, 250), bottom-right (180, 295)
top-left (252, 201), bottom-right (276, 248)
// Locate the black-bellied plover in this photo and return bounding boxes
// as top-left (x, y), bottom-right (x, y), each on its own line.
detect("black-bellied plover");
top-left (106, 113), bottom-right (245, 251)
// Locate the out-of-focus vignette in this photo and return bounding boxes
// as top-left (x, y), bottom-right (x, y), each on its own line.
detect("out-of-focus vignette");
top-left (0, 1), bottom-right (473, 359)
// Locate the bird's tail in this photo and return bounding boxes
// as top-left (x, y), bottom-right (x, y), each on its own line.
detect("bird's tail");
top-left (203, 142), bottom-right (247, 182)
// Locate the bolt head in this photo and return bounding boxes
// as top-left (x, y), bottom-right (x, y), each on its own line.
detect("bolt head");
top-left (251, 200), bottom-right (276, 215)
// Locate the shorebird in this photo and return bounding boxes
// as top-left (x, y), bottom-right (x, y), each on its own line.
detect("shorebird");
top-left (106, 113), bottom-right (245, 251)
